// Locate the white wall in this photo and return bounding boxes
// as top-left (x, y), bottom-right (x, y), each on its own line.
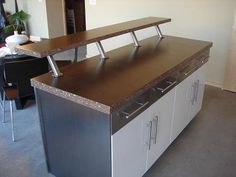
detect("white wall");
top-left (3, 0), bottom-right (15, 12)
top-left (3, 0), bottom-right (49, 38)
top-left (3, 0), bottom-right (236, 87)
top-left (45, 0), bottom-right (66, 38)
top-left (85, 0), bottom-right (236, 87)
top-left (223, 11), bottom-right (236, 92)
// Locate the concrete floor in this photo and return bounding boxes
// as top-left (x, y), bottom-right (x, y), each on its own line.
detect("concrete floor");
top-left (0, 85), bottom-right (236, 177)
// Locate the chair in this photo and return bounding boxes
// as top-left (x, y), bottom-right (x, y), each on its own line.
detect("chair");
top-left (2, 57), bottom-right (48, 141)
top-left (0, 63), bottom-right (7, 110)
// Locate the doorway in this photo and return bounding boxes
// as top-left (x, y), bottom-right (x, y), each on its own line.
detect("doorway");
top-left (63, 0), bottom-right (87, 61)
top-left (64, 0), bottom-right (86, 34)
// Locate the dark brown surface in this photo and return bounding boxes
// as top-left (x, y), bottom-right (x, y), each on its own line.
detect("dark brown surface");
top-left (0, 55), bottom-right (48, 109)
top-left (55, 60), bottom-right (72, 68)
top-left (32, 36), bottom-right (212, 112)
top-left (4, 57), bottom-right (48, 109)
top-left (4, 87), bottom-right (18, 100)
top-left (16, 17), bottom-right (171, 58)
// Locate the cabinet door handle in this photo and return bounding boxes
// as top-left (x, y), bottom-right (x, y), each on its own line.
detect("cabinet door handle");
top-left (184, 70), bottom-right (193, 76)
top-left (147, 121), bottom-right (153, 150)
top-left (191, 83), bottom-right (195, 105)
top-left (155, 80), bottom-right (177, 93)
top-left (153, 116), bottom-right (159, 144)
top-left (184, 68), bottom-right (196, 76)
top-left (122, 101), bottom-right (149, 119)
top-left (194, 79), bottom-right (199, 102)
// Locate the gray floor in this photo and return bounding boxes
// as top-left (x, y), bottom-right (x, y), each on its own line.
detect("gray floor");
top-left (144, 86), bottom-right (236, 177)
top-left (0, 101), bottom-right (52, 177)
top-left (0, 85), bottom-right (236, 177)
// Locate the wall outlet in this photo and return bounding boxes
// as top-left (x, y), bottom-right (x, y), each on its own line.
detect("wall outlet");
top-left (30, 36), bottom-right (41, 42)
top-left (89, 0), bottom-right (96, 5)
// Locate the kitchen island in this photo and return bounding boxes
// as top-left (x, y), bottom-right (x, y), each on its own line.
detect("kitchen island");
top-left (17, 17), bottom-right (212, 177)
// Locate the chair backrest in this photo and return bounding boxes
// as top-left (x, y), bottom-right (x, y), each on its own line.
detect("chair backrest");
top-left (4, 57), bottom-right (48, 97)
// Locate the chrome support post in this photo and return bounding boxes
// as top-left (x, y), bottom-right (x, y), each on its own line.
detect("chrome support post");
top-left (155, 25), bottom-right (163, 39)
top-left (47, 55), bottom-right (63, 77)
top-left (130, 31), bottom-right (141, 47)
top-left (96, 41), bottom-right (108, 60)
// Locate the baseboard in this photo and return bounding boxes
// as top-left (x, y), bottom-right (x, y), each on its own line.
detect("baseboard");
top-left (205, 81), bottom-right (222, 89)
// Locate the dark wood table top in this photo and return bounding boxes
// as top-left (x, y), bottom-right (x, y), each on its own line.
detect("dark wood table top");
top-left (32, 36), bottom-right (212, 114)
top-left (0, 54), bottom-right (28, 60)
top-left (0, 54), bottom-right (37, 86)
top-left (16, 17), bottom-right (171, 58)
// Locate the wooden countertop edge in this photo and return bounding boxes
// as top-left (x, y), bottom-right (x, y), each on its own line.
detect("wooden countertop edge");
top-left (31, 79), bottom-right (111, 114)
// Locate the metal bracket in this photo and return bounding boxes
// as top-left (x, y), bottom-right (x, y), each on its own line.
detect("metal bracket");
top-left (130, 31), bottom-right (141, 47)
top-left (47, 55), bottom-right (63, 77)
top-left (155, 25), bottom-right (163, 39)
top-left (96, 41), bottom-right (108, 59)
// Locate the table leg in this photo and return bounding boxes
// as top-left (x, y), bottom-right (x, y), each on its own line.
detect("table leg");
top-left (14, 98), bottom-right (26, 110)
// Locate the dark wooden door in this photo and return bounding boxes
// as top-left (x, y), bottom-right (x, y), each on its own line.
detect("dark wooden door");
top-left (64, 0), bottom-right (86, 34)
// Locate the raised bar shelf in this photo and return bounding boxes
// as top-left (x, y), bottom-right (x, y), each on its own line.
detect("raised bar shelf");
top-left (16, 17), bottom-right (171, 77)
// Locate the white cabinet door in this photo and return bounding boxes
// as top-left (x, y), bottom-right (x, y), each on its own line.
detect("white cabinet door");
top-left (188, 62), bottom-right (208, 120)
top-left (195, 62), bottom-right (207, 114)
top-left (112, 108), bottom-right (150, 177)
top-left (112, 62), bottom-right (208, 177)
top-left (171, 62), bottom-right (208, 142)
top-left (146, 89), bottom-right (175, 169)
top-left (170, 73), bottom-right (194, 142)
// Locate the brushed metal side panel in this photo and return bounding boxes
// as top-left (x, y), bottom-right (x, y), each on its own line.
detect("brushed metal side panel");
top-left (35, 89), bottom-right (111, 177)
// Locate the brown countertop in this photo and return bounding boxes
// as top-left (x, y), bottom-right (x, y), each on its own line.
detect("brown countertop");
top-left (31, 36), bottom-right (212, 114)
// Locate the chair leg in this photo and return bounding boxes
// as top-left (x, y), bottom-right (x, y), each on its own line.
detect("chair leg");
top-left (2, 92), bottom-right (5, 123)
top-left (10, 100), bottom-right (15, 142)
top-left (0, 91), bottom-right (3, 110)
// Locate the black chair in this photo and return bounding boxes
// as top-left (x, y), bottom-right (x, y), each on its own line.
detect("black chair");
top-left (2, 57), bottom-right (48, 141)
